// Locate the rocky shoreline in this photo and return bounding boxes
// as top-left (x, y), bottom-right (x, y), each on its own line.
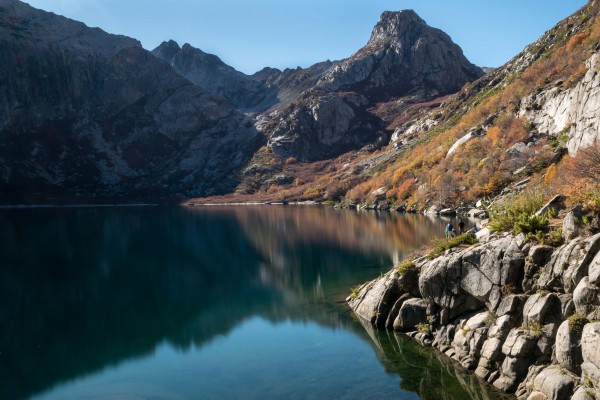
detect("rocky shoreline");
top-left (348, 216), bottom-right (600, 400)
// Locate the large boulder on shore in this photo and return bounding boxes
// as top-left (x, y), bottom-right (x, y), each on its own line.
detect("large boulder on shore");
top-left (574, 277), bottom-right (600, 315)
top-left (419, 253), bottom-right (484, 319)
top-left (522, 292), bottom-right (561, 328)
top-left (533, 365), bottom-right (576, 400)
top-left (419, 236), bottom-right (524, 317)
top-left (348, 272), bottom-right (402, 328)
top-left (393, 298), bottom-right (428, 331)
top-left (539, 233), bottom-right (600, 293)
top-left (582, 323), bottom-right (600, 372)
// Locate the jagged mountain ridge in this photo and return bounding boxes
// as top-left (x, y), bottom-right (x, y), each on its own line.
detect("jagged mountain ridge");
top-left (151, 10), bottom-right (483, 162)
top-left (0, 0), bottom-right (263, 202)
top-left (152, 40), bottom-right (337, 113)
top-left (151, 40), bottom-right (276, 111)
top-left (0, 1), bottom-right (507, 203)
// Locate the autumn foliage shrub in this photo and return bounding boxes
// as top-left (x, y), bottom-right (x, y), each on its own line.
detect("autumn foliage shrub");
top-left (553, 144), bottom-right (600, 211)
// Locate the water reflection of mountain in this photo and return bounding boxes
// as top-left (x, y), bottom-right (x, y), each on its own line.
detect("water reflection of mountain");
top-left (197, 206), bottom-right (449, 297)
top-left (0, 206), bottom-right (453, 400)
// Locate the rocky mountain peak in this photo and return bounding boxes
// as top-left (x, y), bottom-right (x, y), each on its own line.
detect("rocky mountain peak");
top-left (368, 10), bottom-right (427, 45)
top-left (152, 39), bottom-right (181, 63)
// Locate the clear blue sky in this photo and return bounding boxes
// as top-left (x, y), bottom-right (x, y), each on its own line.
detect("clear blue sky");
top-left (25, 0), bottom-right (588, 75)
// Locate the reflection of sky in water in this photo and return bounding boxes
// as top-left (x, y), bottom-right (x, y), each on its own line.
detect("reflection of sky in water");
top-left (32, 318), bottom-right (415, 400)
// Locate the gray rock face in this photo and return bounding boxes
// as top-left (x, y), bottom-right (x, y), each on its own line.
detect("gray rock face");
top-left (266, 92), bottom-right (378, 160)
top-left (539, 234), bottom-right (600, 293)
top-left (522, 293), bottom-right (560, 328)
top-left (418, 253), bottom-right (484, 319)
top-left (0, 0), bottom-right (262, 202)
top-left (419, 236), bottom-right (524, 316)
top-left (563, 207), bottom-right (583, 241)
top-left (519, 53), bottom-right (600, 156)
top-left (263, 9), bottom-right (483, 161)
top-left (555, 320), bottom-right (584, 374)
top-left (502, 329), bottom-right (536, 358)
top-left (572, 387), bottom-right (600, 400)
top-left (394, 298), bottom-right (428, 331)
top-left (348, 271), bottom-right (402, 328)
top-left (532, 366), bottom-right (576, 400)
top-left (574, 277), bottom-right (600, 315)
top-left (530, 245), bottom-right (556, 267)
top-left (588, 251), bottom-right (600, 285)
top-left (582, 323), bottom-right (600, 372)
top-left (475, 337), bottom-right (504, 379)
top-left (349, 227), bottom-right (600, 397)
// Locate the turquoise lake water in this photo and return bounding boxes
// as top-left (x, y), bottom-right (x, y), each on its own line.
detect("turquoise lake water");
top-left (0, 206), bottom-right (510, 400)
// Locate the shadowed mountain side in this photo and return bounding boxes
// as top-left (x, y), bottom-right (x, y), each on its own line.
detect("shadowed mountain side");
top-left (0, 0), bottom-right (262, 203)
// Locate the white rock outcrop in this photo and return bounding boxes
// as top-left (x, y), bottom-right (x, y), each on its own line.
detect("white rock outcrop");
top-left (519, 53), bottom-right (600, 156)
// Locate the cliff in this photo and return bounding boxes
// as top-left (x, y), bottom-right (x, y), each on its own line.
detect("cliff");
top-left (348, 214), bottom-right (600, 399)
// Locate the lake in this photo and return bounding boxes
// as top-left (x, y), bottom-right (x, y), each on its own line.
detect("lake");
top-left (0, 205), bottom-right (509, 400)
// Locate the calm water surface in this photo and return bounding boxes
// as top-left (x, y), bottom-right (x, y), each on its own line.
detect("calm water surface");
top-left (0, 206), bottom-right (509, 400)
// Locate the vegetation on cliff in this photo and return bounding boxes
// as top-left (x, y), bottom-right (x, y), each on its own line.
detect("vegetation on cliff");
top-left (341, 0), bottom-right (600, 209)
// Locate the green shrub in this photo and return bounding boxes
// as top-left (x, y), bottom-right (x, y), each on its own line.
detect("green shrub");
top-left (395, 260), bottom-right (416, 276)
top-left (488, 189), bottom-right (547, 233)
top-left (428, 232), bottom-right (478, 259)
top-left (513, 212), bottom-right (549, 235)
top-left (527, 321), bottom-right (543, 338)
top-left (568, 312), bottom-right (589, 335)
top-left (546, 228), bottom-right (564, 247)
top-left (349, 285), bottom-right (361, 299)
top-left (416, 322), bottom-right (431, 334)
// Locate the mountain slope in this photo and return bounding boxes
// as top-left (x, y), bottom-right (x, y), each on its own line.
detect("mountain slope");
top-left (211, 1), bottom-right (600, 207)
top-left (0, 0), bottom-right (262, 203)
top-left (337, 0), bottom-right (600, 207)
top-left (261, 10), bottom-right (484, 161)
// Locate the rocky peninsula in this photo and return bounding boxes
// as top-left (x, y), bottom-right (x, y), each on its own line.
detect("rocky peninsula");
top-left (348, 206), bottom-right (600, 400)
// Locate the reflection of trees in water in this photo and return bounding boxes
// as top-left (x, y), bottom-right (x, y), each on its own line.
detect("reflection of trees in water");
top-left (354, 318), bottom-right (514, 400)
top-left (187, 206), bottom-right (450, 302)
